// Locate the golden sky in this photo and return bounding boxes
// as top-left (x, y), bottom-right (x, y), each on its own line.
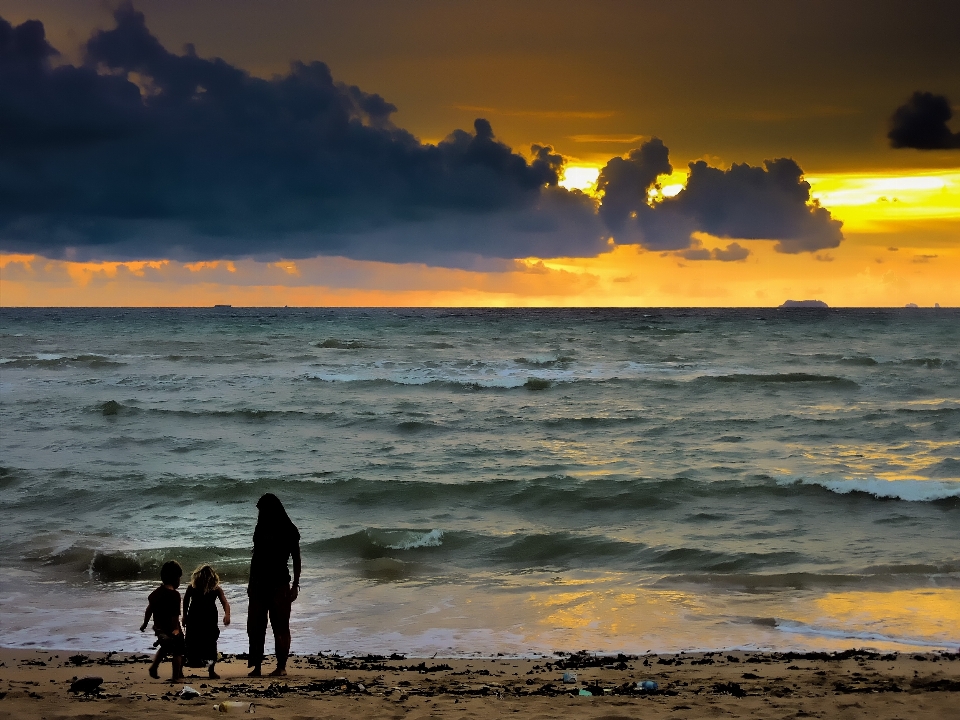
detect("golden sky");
top-left (4, 168), bottom-right (958, 307)
top-left (0, 1), bottom-right (958, 306)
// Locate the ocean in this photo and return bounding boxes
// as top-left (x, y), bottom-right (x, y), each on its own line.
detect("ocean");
top-left (1, 307), bottom-right (958, 657)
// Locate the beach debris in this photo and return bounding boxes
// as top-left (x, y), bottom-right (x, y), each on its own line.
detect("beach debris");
top-left (69, 676), bottom-right (103, 695)
top-left (713, 681), bottom-right (747, 698)
top-left (578, 688), bottom-right (593, 696)
top-left (552, 651), bottom-right (634, 670)
top-left (562, 672), bottom-right (577, 683)
top-left (636, 680), bottom-right (658, 692)
top-left (179, 685), bottom-right (201, 699)
top-left (214, 701), bottom-right (255, 713)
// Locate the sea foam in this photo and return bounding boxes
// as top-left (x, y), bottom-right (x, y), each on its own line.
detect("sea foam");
top-left (782, 477), bottom-right (960, 502)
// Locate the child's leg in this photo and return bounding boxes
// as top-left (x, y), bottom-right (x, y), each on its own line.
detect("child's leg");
top-left (208, 659), bottom-right (220, 679)
top-left (149, 648), bottom-right (166, 679)
top-left (171, 654), bottom-right (184, 681)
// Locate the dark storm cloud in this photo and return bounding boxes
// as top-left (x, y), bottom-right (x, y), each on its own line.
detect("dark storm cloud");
top-left (597, 140), bottom-right (843, 254)
top-left (0, 5), bottom-right (602, 264)
top-left (0, 5), bottom-right (845, 264)
top-left (677, 240), bottom-right (750, 262)
top-left (888, 92), bottom-right (960, 150)
top-left (596, 139), bottom-right (672, 233)
top-left (712, 242), bottom-right (750, 261)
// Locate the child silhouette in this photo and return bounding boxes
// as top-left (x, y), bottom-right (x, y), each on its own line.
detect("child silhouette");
top-left (140, 560), bottom-right (185, 681)
top-left (184, 564), bottom-right (231, 679)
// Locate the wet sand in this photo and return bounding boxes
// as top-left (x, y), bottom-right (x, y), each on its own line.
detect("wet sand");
top-left (1, 648), bottom-right (957, 719)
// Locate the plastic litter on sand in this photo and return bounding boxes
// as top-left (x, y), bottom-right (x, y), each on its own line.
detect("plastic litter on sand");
top-left (213, 701), bottom-right (255, 713)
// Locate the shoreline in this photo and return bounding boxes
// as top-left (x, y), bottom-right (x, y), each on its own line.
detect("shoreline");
top-left (5, 578), bottom-right (957, 660)
top-left (2, 648), bottom-right (958, 719)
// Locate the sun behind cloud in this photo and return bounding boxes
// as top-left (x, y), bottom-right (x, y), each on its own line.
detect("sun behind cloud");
top-left (559, 165), bottom-right (601, 194)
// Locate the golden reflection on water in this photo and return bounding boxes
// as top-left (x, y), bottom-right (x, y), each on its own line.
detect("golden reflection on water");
top-left (796, 439), bottom-right (960, 481)
top-left (528, 575), bottom-right (701, 636)
top-left (811, 589), bottom-right (960, 642)
top-left (516, 576), bottom-right (959, 652)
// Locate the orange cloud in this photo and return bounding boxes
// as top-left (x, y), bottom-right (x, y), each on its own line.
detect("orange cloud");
top-left (4, 167), bottom-right (958, 309)
top-left (3, 216), bottom-right (958, 307)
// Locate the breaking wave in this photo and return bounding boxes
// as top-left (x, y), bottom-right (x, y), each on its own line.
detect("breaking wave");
top-left (702, 373), bottom-right (858, 388)
top-left (1, 353), bottom-right (125, 369)
top-left (781, 477), bottom-right (960, 502)
top-left (19, 542), bottom-right (252, 582)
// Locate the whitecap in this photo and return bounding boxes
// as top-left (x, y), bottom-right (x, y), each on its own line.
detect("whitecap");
top-left (781, 476), bottom-right (960, 502)
top-left (386, 529), bottom-right (445, 550)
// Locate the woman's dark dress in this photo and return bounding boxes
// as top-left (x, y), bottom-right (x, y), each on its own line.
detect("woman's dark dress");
top-left (184, 586), bottom-right (220, 667)
top-left (246, 524), bottom-right (300, 667)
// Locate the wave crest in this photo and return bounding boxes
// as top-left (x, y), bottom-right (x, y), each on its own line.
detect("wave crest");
top-left (1, 353), bottom-right (124, 369)
top-left (780, 477), bottom-right (960, 502)
top-left (705, 373), bottom-right (858, 388)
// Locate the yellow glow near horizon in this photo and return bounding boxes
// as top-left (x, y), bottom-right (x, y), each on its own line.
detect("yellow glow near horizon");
top-left (555, 166), bottom-right (960, 231)
top-left (3, 231), bottom-right (959, 307)
top-left (628, 168), bottom-right (959, 228)
top-left (807, 169), bottom-right (960, 230)
top-left (2, 167), bottom-right (959, 308)
top-left (559, 165), bottom-right (600, 193)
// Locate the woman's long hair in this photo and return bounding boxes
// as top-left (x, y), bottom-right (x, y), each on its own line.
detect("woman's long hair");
top-left (253, 493), bottom-right (299, 546)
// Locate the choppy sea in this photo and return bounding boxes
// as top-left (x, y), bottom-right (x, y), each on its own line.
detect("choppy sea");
top-left (1, 308), bottom-right (958, 656)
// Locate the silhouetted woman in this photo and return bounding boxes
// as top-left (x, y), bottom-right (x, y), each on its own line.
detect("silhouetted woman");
top-left (247, 493), bottom-right (301, 677)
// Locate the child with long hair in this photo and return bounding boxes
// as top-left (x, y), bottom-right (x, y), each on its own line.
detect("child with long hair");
top-left (183, 564), bottom-right (231, 678)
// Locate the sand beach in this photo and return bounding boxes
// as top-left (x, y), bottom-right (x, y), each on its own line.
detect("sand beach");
top-left (2, 648), bottom-right (958, 719)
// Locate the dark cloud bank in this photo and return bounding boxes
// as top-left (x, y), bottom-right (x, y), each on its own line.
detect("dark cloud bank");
top-left (0, 5), bottom-right (842, 265)
top-left (596, 139), bottom-right (841, 255)
top-left (888, 92), bottom-right (960, 150)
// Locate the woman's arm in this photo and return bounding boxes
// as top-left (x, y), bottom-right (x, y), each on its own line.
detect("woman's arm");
top-left (217, 587), bottom-right (231, 625)
top-left (291, 544), bottom-right (301, 601)
top-left (182, 586), bottom-right (192, 626)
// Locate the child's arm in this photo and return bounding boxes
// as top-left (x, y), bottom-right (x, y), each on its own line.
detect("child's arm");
top-left (140, 602), bottom-right (153, 632)
top-left (174, 590), bottom-right (183, 634)
top-left (217, 587), bottom-right (231, 626)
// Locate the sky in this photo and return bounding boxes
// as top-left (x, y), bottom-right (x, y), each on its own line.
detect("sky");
top-left (1, 0), bottom-right (958, 307)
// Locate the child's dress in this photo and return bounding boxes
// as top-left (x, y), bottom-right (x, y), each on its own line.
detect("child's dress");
top-left (184, 586), bottom-right (220, 667)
